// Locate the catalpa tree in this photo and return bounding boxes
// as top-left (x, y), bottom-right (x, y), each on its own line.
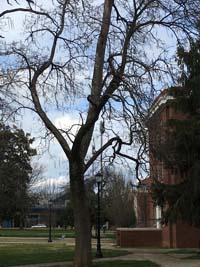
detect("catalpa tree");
top-left (0, 1), bottom-right (199, 266)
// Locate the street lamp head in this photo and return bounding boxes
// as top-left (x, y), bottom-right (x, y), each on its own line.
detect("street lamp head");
top-left (100, 121), bottom-right (105, 134)
top-left (95, 172), bottom-right (103, 183)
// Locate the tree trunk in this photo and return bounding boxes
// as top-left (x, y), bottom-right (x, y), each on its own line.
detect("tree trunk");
top-left (19, 211), bottom-right (25, 230)
top-left (70, 162), bottom-right (92, 267)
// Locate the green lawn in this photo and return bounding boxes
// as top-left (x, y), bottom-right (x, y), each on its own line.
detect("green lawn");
top-left (0, 228), bottom-right (75, 238)
top-left (0, 229), bottom-right (116, 240)
top-left (0, 243), bottom-right (129, 267)
top-left (103, 231), bottom-right (115, 239)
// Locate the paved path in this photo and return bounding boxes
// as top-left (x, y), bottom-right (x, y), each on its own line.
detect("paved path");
top-left (0, 237), bottom-right (113, 247)
top-left (105, 248), bottom-right (200, 267)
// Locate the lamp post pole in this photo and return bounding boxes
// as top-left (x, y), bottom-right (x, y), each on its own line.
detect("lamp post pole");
top-left (95, 172), bottom-right (103, 258)
top-left (48, 200), bottom-right (53, 243)
top-left (100, 121), bottom-right (105, 174)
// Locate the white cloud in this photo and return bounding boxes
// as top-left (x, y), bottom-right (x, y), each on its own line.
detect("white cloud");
top-left (54, 113), bottom-right (83, 144)
top-left (54, 113), bottom-right (80, 131)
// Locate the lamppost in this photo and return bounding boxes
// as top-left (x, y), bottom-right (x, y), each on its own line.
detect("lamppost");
top-left (100, 121), bottom-right (105, 174)
top-left (48, 200), bottom-right (53, 243)
top-left (95, 172), bottom-right (103, 258)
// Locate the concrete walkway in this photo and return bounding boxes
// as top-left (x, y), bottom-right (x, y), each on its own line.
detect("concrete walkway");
top-left (106, 248), bottom-right (200, 267)
top-left (0, 237), bottom-right (112, 247)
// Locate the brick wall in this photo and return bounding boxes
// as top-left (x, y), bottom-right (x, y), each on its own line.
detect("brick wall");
top-left (116, 228), bottom-right (162, 247)
top-left (117, 225), bottom-right (200, 248)
top-left (162, 222), bottom-right (200, 248)
top-left (162, 223), bottom-right (177, 248)
top-left (176, 222), bottom-right (200, 248)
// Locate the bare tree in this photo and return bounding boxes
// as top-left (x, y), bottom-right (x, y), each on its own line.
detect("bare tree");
top-left (0, 1), bottom-right (200, 266)
top-left (103, 169), bottom-right (136, 228)
top-left (29, 162), bottom-right (45, 188)
top-left (36, 178), bottom-right (62, 204)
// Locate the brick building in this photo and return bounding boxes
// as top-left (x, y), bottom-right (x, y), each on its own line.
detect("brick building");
top-left (117, 89), bottom-right (200, 248)
top-left (134, 177), bottom-right (156, 228)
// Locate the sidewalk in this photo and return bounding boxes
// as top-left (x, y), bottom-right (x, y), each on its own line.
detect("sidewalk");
top-left (105, 248), bottom-right (200, 267)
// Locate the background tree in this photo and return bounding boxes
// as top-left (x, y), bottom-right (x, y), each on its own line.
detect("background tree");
top-left (0, 1), bottom-right (200, 266)
top-left (151, 36), bottom-right (200, 226)
top-left (102, 169), bottom-right (136, 228)
top-left (0, 123), bottom-right (36, 228)
top-left (36, 178), bottom-right (61, 204)
top-left (58, 170), bottom-right (136, 230)
top-left (59, 200), bottom-right (74, 229)
top-left (57, 179), bottom-right (97, 231)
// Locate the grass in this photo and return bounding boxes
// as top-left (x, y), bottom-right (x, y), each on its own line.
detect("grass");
top-left (103, 231), bottom-right (115, 239)
top-left (0, 228), bottom-right (75, 238)
top-left (0, 244), bottom-right (74, 266)
top-left (0, 243), bottom-right (129, 267)
top-left (101, 248), bottom-right (129, 258)
top-left (0, 228), bottom-right (116, 240)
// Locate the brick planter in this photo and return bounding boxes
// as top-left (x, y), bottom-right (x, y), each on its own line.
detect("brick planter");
top-left (116, 228), bottom-right (162, 247)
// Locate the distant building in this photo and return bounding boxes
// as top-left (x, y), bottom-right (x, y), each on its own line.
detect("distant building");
top-left (26, 192), bottom-right (67, 227)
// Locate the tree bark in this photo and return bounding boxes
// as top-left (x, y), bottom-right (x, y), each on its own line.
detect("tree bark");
top-left (70, 161), bottom-right (92, 267)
